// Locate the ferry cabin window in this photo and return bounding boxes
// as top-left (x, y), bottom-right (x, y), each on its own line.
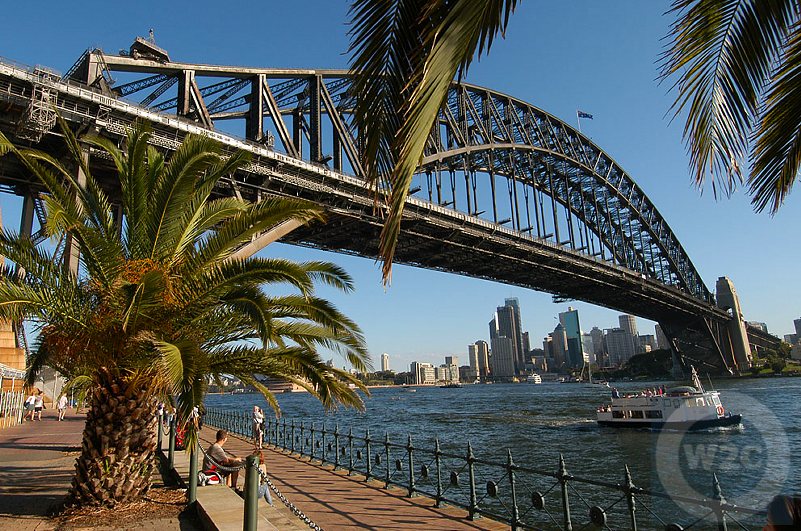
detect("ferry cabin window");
top-left (612, 411), bottom-right (624, 419)
top-left (712, 396), bottom-right (721, 406)
top-left (673, 399), bottom-right (680, 408)
top-left (664, 399), bottom-right (672, 408)
top-left (696, 398), bottom-right (706, 407)
top-left (645, 410), bottom-right (663, 419)
top-left (685, 399), bottom-right (694, 408)
top-left (630, 410), bottom-right (644, 419)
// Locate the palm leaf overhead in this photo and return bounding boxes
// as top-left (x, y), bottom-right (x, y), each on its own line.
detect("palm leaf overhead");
top-left (0, 123), bottom-right (370, 506)
top-left (662, 0), bottom-right (801, 212)
top-left (348, 0), bottom-right (518, 283)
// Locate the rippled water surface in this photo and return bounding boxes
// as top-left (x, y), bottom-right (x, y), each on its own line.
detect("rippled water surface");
top-left (206, 377), bottom-right (801, 526)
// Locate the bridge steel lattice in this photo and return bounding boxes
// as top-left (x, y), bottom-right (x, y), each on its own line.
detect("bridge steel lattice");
top-left (0, 46), bottom-right (756, 373)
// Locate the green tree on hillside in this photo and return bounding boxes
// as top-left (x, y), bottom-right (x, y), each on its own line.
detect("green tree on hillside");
top-left (0, 123), bottom-right (370, 506)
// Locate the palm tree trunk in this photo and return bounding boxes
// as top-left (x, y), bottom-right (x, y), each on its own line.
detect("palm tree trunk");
top-left (68, 369), bottom-right (158, 506)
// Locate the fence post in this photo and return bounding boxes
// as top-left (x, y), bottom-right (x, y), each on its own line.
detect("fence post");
top-left (365, 429), bottom-right (372, 481)
top-left (267, 418), bottom-right (273, 446)
top-left (348, 427), bottom-right (354, 475)
top-left (712, 473), bottom-right (728, 531)
top-left (407, 434), bottom-right (415, 497)
top-left (300, 421), bottom-right (305, 457)
top-left (384, 432), bottom-right (391, 488)
top-left (311, 422), bottom-right (316, 461)
top-left (321, 424), bottom-right (327, 464)
top-left (467, 442), bottom-right (479, 520)
top-left (157, 418), bottom-right (163, 451)
top-left (334, 424), bottom-right (340, 470)
top-left (188, 439), bottom-right (198, 504)
top-left (168, 416), bottom-right (176, 471)
top-left (508, 449), bottom-right (520, 530)
top-left (282, 418), bottom-right (287, 448)
top-left (559, 454), bottom-right (572, 531)
top-left (243, 454), bottom-right (259, 531)
top-left (624, 465), bottom-right (638, 531)
top-left (291, 419), bottom-right (296, 454)
top-left (435, 438), bottom-right (443, 508)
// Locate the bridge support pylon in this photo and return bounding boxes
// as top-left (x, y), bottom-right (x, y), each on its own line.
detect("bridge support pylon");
top-left (715, 276), bottom-right (752, 372)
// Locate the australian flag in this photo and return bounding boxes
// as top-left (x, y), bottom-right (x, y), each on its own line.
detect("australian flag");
top-left (577, 110), bottom-right (593, 119)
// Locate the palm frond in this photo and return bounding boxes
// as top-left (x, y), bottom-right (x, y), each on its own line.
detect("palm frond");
top-left (751, 21), bottom-right (801, 213)
top-left (349, 0), bottom-right (518, 282)
top-left (661, 0), bottom-right (798, 198)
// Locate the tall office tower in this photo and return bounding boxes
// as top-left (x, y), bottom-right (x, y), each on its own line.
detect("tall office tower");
top-left (491, 301), bottom-right (525, 374)
top-left (795, 318), bottom-right (801, 337)
top-left (522, 331), bottom-right (531, 359)
top-left (468, 344), bottom-right (478, 371)
top-left (558, 307), bottom-right (584, 368)
top-left (445, 355), bottom-right (459, 367)
top-left (590, 326), bottom-right (605, 357)
top-left (581, 333), bottom-right (594, 363)
top-left (551, 323), bottom-right (568, 368)
top-left (381, 352), bottom-right (390, 372)
top-left (475, 340), bottom-right (490, 380)
top-left (655, 324), bottom-right (670, 350)
top-left (490, 337), bottom-right (516, 379)
top-left (605, 328), bottom-right (636, 367)
top-left (618, 314), bottom-right (639, 352)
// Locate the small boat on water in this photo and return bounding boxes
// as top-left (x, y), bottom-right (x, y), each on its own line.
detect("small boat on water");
top-left (526, 374), bottom-right (542, 384)
top-left (439, 382), bottom-right (463, 388)
top-left (596, 367), bottom-right (741, 430)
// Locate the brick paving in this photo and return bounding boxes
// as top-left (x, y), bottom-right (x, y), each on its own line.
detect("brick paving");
top-left (200, 426), bottom-right (508, 530)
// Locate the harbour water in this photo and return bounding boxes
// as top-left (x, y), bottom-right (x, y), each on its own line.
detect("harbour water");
top-left (206, 376), bottom-right (800, 526)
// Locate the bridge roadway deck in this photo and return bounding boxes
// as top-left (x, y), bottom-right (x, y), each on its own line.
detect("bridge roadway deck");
top-left (199, 424), bottom-right (507, 530)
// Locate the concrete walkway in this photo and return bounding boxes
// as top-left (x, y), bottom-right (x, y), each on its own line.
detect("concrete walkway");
top-left (0, 408), bottom-right (83, 530)
top-left (199, 426), bottom-right (507, 530)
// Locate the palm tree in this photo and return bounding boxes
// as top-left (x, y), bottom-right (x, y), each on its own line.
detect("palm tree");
top-left (347, 0), bottom-right (799, 283)
top-left (661, 0), bottom-right (801, 214)
top-left (0, 122), bottom-right (370, 506)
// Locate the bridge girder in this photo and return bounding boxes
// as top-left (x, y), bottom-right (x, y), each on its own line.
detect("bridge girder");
top-left (0, 49), bottom-right (740, 372)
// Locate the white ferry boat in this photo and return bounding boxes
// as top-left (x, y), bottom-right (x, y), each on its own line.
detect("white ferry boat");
top-left (596, 367), bottom-right (741, 430)
top-left (526, 374), bottom-right (542, 384)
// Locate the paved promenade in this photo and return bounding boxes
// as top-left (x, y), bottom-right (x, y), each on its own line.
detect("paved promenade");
top-left (0, 409), bottom-right (83, 530)
top-left (199, 426), bottom-right (507, 530)
top-left (0, 410), bottom-right (507, 530)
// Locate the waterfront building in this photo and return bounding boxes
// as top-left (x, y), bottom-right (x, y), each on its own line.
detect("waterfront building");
top-left (381, 352), bottom-right (390, 372)
top-left (605, 328), bottom-right (636, 367)
top-left (655, 324), bottom-right (670, 350)
top-left (795, 318), bottom-right (801, 337)
top-left (746, 321), bottom-right (769, 333)
top-left (558, 307), bottom-right (584, 368)
top-left (784, 334), bottom-right (799, 345)
top-left (459, 365), bottom-right (476, 382)
top-left (410, 362), bottom-right (436, 385)
top-left (531, 355), bottom-right (548, 372)
top-left (581, 333), bottom-right (594, 363)
top-left (618, 314), bottom-right (639, 353)
top-left (475, 340), bottom-right (490, 380)
top-left (490, 303), bottom-right (524, 375)
top-left (445, 355), bottom-right (459, 367)
top-left (638, 334), bottom-right (657, 352)
top-left (590, 326), bottom-right (605, 358)
top-left (522, 331), bottom-right (531, 359)
top-left (550, 324), bottom-right (568, 369)
top-left (490, 337), bottom-right (515, 380)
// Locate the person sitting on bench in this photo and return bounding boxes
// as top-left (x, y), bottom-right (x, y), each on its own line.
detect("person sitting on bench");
top-left (203, 429), bottom-right (243, 488)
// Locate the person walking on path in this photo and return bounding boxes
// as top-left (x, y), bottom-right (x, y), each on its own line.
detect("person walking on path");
top-left (33, 391), bottom-right (45, 421)
top-left (252, 405), bottom-right (264, 449)
top-left (57, 394), bottom-right (68, 421)
top-left (23, 392), bottom-right (36, 421)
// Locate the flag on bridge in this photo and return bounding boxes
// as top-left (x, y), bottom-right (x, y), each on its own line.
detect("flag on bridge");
top-left (577, 110), bottom-right (593, 120)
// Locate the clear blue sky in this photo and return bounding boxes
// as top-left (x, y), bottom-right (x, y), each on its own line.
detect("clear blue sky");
top-left (1, 1), bottom-right (798, 372)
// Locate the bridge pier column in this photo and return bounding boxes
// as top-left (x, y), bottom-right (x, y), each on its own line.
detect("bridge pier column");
top-left (62, 150), bottom-right (88, 275)
top-left (19, 193), bottom-right (35, 240)
top-left (246, 74), bottom-right (264, 142)
top-left (715, 277), bottom-right (752, 371)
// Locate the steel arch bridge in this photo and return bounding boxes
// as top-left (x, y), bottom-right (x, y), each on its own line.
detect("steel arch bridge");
top-left (0, 43), bottom-right (759, 373)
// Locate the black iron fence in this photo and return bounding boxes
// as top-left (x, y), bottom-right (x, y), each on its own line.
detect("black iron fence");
top-left (205, 408), bottom-right (767, 530)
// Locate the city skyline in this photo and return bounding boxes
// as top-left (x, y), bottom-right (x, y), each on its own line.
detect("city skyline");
top-left (1, 1), bottom-right (798, 374)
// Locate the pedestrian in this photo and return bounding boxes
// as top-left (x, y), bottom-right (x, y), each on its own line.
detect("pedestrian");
top-left (252, 405), bottom-right (264, 449)
top-left (33, 391), bottom-right (45, 421)
top-left (156, 402), bottom-right (164, 426)
top-left (23, 392), bottom-right (36, 421)
top-left (56, 393), bottom-right (68, 421)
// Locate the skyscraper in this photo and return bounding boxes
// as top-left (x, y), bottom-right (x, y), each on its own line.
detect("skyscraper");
top-left (558, 307), bottom-right (584, 368)
top-left (605, 328), bottom-right (636, 367)
top-left (381, 352), bottom-right (390, 372)
top-left (490, 300), bottom-right (525, 374)
top-left (655, 324), bottom-right (670, 350)
top-left (618, 314), bottom-right (639, 352)
top-left (794, 318), bottom-right (801, 337)
top-left (490, 337), bottom-right (515, 379)
top-left (550, 324), bottom-right (568, 368)
top-left (590, 326), bottom-right (605, 357)
top-left (475, 340), bottom-right (490, 380)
